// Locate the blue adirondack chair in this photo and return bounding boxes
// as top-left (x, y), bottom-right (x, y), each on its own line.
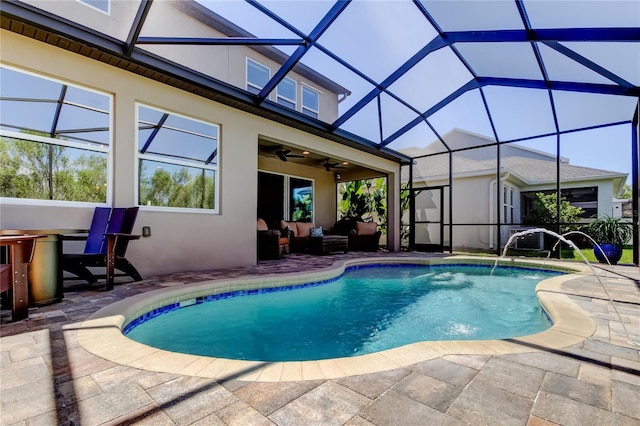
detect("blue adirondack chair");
top-left (62, 207), bottom-right (141, 289)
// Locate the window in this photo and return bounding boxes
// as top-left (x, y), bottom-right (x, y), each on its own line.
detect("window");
top-left (521, 186), bottom-right (598, 220)
top-left (290, 177), bottom-right (313, 221)
top-left (502, 185), bottom-right (515, 223)
top-left (0, 66), bottom-right (111, 203)
top-left (77, 0), bottom-right (109, 14)
top-left (137, 105), bottom-right (219, 211)
top-left (277, 77), bottom-right (296, 109)
top-left (246, 59), bottom-right (270, 95)
top-left (301, 85), bottom-right (319, 118)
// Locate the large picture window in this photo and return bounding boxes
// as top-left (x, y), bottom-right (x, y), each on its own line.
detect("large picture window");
top-left (137, 105), bottom-right (219, 211)
top-left (0, 66), bottom-right (111, 203)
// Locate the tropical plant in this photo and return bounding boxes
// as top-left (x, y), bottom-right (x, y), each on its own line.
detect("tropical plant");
top-left (338, 179), bottom-right (371, 220)
top-left (587, 215), bottom-right (633, 246)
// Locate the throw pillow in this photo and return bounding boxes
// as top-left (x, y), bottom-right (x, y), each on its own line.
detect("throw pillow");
top-left (356, 221), bottom-right (377, 236)
top-left (310, 226), bottom-right (324, 238)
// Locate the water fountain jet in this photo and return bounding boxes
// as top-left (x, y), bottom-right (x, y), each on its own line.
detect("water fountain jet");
top-left (493, 227), bottom-right (638, 347)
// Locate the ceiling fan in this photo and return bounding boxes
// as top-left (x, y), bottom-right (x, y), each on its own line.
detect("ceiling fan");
top-left (273, 147), bottom-right (304, 162)
top-left (321, 160), bottom-right (347, 171)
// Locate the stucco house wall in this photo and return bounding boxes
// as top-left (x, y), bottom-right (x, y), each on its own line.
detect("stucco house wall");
top-left (0, 29), bottom-right (400, 276)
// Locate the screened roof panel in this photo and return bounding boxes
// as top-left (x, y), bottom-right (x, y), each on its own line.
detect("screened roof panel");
top-left (387, 121), bottom-right (439, 152)
top-left (537, 43), bottom-right (621, 86)
top-left (337, 98), bottom-right (382, 143)
top-left (386, 47), bottom-right (474, 114)
top-left (428, 90), bottom-right (496, 144)
top-left (553, 91), bottom-right (638, 131)
top-left (316, 0), bottom-right (437, 83)
top-left (298, 47), bottom-right (376, 113)
top-left (379, 92), bottom-right (422, 141)
top-left (563, 42), bottom-right (640, 86)
top-left (193, 0), bottom-right (301, 39)
top-left (483, 86), bottom-right (557, 141)
top-left (455, 43), bottom-right (544, 80)
top-left (419, 0), bottom-right (525, 31)
top-left (524, 0), bottom-right (640, 29)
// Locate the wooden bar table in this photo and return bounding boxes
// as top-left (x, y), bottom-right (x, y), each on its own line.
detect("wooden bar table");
top-left (0, 234), bottom-right (45, 320)
top-left (1, 229), bottom-right (83, 306)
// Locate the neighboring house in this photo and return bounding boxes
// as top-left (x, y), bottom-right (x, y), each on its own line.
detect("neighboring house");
top-left (613, 198), bottom-right (633, 219)
top-left (402, 129), bottom-right (628, 251)
top-left (0, 0), bottom-right (400, 276)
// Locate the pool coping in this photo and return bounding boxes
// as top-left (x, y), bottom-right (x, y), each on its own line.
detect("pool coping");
top-left (72, 255), bottom-right (597, 382)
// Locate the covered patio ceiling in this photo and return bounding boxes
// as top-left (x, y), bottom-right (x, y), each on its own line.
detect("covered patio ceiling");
top-left (2, 0), bottom-right (638, 163)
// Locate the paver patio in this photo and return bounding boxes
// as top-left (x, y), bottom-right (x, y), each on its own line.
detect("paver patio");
top-left (1, 252), bottom-right (639, 425)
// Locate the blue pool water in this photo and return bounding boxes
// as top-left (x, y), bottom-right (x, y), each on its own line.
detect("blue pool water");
top-left (125, 264), bottom-right (560, 361)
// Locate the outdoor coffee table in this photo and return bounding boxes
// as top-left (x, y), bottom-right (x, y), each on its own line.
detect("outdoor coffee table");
top-left (309, 235), bottom-right (348, 255)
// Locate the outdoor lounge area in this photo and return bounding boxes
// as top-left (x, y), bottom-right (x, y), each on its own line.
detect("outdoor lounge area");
top-left (1, 252), bottom-right (639, 424)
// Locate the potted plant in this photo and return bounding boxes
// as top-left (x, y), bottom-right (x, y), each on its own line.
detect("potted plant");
top-left (587, 215), bottom-right (632, 264)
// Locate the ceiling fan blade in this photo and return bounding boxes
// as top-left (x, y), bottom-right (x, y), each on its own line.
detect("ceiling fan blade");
top-left (276, 150), bottom-right (288, 162)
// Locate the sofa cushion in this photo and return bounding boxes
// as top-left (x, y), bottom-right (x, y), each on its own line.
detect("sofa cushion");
top-left (295, 222), bottom-right (314, 238)
top-left (356, 221), bottom-right (378, 236)
top-left (257, 218), bottom-right (269, 231)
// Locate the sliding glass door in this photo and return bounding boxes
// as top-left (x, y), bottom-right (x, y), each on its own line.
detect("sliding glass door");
top-left (258, 171), bottom-right (313, 228)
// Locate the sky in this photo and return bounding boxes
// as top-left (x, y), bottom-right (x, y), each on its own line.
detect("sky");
top-left (192, 0), bottom-right (637, 185)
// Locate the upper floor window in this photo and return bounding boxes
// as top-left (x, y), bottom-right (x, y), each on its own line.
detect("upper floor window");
top-left (0, 66), bottom-right (111, 203)
top-left (137, 105), bottom-right (219, 211)
top-left (77, 0), bottom-right (110, 14)
top-left (246, 59), bottom-right (270, 95)
top-left (277, 77), bottom-right (296, 109)
top-left (302, 85), bottom-right (319, 119)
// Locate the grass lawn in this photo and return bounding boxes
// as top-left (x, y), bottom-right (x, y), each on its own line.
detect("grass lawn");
top-left (495, 245), bottom-right (635, 265)
top-left (560, 246), bottom-right (634, 265)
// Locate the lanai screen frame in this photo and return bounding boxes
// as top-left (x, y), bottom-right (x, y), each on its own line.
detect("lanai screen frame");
top-left (1, 0), bottom-right (638, 264)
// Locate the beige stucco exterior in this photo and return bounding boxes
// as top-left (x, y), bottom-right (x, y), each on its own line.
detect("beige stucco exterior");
top-left (0, 29), bottom-right (401, 276)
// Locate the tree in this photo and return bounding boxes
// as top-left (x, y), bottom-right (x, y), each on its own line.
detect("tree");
top-left (522, 192), bottom-right (583, 233)
top-left (0, 135), bottom-right (107, 202)
top-left (620, 183), bottom-right (631, 199)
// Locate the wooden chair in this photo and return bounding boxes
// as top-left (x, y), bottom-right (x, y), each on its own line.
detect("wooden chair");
top-left (62, 207), bottom-right (141, 290)
top-left (0, 235), bottom-right (44, 321)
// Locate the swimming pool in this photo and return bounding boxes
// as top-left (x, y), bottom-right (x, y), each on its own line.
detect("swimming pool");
top-left (124, 263), bottom-right (561, 362)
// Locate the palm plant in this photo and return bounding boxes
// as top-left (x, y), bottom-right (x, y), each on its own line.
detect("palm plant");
top-left (587, 215), bottom-right (632, 264)
top-left (587, 215), bottom-right (632, 246)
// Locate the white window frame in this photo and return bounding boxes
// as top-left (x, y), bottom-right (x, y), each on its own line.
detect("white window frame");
top-left (502, 184), bottom-right (515, 224)
top-left (277, 76), bottom-right (297, 110)
top-left (135, 104), bottom-right (220, 214)
top-left (0, 65), bottom-right (113, 207)
top-left (301, 84), bottom-right (320, 118)
top-left (246, 58), bottom-right (271, 97)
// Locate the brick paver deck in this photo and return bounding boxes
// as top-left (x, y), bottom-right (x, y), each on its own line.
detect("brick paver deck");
top-left (1, 252), bottom-right (638, 425)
